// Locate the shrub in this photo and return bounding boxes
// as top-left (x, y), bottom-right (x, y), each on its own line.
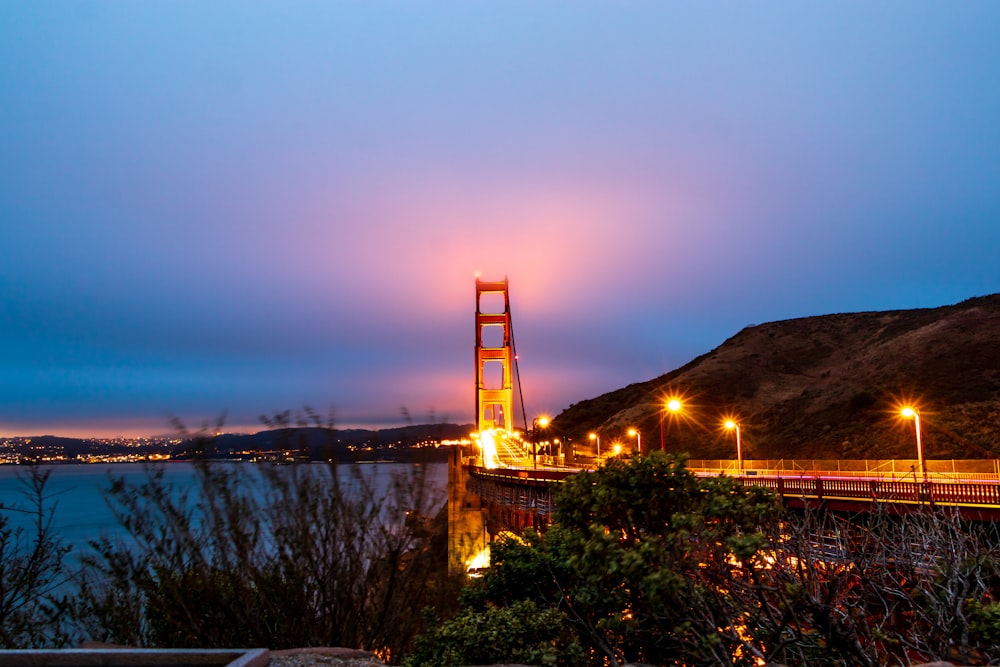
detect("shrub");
top-left (0, 465), bottom-right (71, 648)
top-left (403, 599), bottom-right (585, 667)
top-left (69, 457), bottom-right (462, 660)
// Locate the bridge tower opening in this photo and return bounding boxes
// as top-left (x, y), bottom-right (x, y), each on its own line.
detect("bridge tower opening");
top-left (475, 277), bottom-right (515, 432)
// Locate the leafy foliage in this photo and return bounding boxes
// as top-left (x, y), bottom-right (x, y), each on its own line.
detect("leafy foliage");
top-left (443, 452), bottom-right (1000, 666)
top-left (553, 452), bottom-right (780, 665)
top-left (456, 453), bottom-right (781, 666)
top-left (403, 599), bottom-right (585, 667)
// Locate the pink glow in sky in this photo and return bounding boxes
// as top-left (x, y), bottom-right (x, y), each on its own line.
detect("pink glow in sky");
top-left (2, 3), bottom-right (1000, 437)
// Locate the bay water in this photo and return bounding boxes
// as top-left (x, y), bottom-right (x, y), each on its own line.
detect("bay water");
top-left (0, 461), bottom-right (449, 558)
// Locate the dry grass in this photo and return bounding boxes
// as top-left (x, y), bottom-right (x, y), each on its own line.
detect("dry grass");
top-left (554, 294), bottom-right (1000, 460)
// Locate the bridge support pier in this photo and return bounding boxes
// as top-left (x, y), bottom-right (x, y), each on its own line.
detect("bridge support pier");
top-left (447, 446), bottom-right (488, 575)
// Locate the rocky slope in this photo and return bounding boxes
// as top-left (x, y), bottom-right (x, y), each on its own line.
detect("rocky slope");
top-left (552, 294), bottom-right (1000, 461)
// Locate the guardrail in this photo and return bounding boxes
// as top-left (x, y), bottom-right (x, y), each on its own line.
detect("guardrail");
top-left (467, 463), bottom-right (1000, 519)
top-left (467, 465), bottom-right (579, 485)
top-left (687, 458), bottom-right (1000, 483)
top-left (752, 475), bottom-right (1000, 508)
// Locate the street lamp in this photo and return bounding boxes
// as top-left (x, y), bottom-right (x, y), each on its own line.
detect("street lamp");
top-left (612, 443), bottom-right (622, 457)
top-left (588, 432), bottom-right (600, 464)
top-left (661, 398), bottom-right (682, 451)
top-left (725, 420), bottom-right (742, 475)
top-left (532, 416), bottom-right (549, 469)
top-left (901, 407), bottom-right (927, 483)
top-left (628, 428), bottom-right (641, 455)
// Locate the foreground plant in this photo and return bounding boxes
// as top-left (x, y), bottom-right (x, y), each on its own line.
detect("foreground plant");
top-left (0, 465), bottom-right (71, 648)
top-left (70, 452), bottom-right (461, 659)
top-left (422, 452), bottom-right (1000, 666)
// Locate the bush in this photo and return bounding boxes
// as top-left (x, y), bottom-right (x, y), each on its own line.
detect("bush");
top-left (69, 458), bottom-right (462, 660)
top-left (405, 453), bottom-right (783, 666)
top-left (403, 599), bottom-right (585, 667)
top-left (0, 465), bottom-right (71, 648)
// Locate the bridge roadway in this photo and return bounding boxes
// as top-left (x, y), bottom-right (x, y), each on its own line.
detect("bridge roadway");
top-left (466, 462), bottom-right (1000, 529)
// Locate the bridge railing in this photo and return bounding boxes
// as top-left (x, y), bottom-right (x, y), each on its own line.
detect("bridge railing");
top-left (746, 475), bottom-right (1000, 507)
top-left (467, 463), bottom-right (1000, 522)
top-left (687, 458), bottom-right (1000, 483)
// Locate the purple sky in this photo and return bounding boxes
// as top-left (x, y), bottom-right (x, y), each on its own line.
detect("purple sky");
top-left (2, 3), bottom-right (999, 437)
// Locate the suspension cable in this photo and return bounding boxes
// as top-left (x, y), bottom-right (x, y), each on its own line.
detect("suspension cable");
top-left (509, 302), bottom-right (529, 433)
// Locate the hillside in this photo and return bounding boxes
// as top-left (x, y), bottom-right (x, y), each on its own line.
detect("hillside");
top-left (552, 294), bottom-right (1000, 461)
top-left (173, 423), bottom-right (473, 461)
top-left (4, 424), bottom-right (473, 463)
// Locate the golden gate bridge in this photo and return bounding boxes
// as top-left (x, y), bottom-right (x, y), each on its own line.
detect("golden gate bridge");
top-left (450, 278), bottom-right (1000, 572)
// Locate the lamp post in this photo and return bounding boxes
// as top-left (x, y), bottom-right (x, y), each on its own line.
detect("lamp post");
top-left (588, 432), bottom-right (600, 465)
top-left (901, 407), bottom-right (926, 483)
top-left (628, 428), bottom-right (641, 455)
top-left (662, 398), bottom-right (682, 451)
top-left (532, 416), bottom-right (549, 469)
top-left (725, 420), bottom-right (742, 475)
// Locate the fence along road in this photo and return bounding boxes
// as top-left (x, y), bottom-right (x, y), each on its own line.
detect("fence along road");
top-left (467, 458), bottom-right (1000, 529)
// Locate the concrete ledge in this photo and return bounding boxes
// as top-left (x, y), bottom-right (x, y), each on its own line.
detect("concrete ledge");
top-left (0, 648), bottom-right (270, 667)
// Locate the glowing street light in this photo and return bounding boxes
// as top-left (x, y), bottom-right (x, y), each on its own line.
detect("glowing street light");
top-left (628, 428), bottom-right (641, 455)
top-left (661, 398), bottom-right (682, 451)
top-left (900, 407), bottom-right (927, 483)
top-left (612, 443), bottom-right (622, 457)
top-left (532, 416), bottom-right (549, 469)
top-left (588, 432), bottom-right (600, 464)
top-left (724, 420), bottom-right (742, 475)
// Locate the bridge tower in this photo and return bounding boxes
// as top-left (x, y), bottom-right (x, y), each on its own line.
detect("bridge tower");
top-left (474, 277), bottom-right (515, 431)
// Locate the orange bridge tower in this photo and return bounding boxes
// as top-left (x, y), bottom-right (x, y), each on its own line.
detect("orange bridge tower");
top-left (474, 277), bottom-right (515, 431)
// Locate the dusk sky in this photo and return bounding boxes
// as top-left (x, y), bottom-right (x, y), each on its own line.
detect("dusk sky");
top-left (2, 3), bottom-right (999, 437)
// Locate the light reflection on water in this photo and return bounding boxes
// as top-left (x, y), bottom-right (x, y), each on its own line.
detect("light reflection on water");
top-left (0, 462), bottom-right (448, 557)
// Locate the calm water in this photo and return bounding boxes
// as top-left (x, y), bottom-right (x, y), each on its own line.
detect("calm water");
top-left (0, 462), bottom-right (448, 556)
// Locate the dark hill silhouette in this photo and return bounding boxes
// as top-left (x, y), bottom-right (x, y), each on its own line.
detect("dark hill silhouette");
top-left (172, 423), bottom-right (473, 461)
top-left (22, 435), bottom-right (102, 457)
top-left (552, 294), bottom-right (1000, 461)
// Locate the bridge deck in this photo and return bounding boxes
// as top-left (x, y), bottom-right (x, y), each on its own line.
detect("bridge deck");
top-left (467, 464), bottom-right (1000, 522)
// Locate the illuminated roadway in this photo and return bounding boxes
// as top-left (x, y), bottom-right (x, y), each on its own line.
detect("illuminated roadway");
top-left (466, 461), bottom-right (1000, 523)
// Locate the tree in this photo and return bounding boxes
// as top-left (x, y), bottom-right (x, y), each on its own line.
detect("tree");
top-left (466, 452), bottom-right (781, 666)
top-left (557, 452), bottom-right (783, 665)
